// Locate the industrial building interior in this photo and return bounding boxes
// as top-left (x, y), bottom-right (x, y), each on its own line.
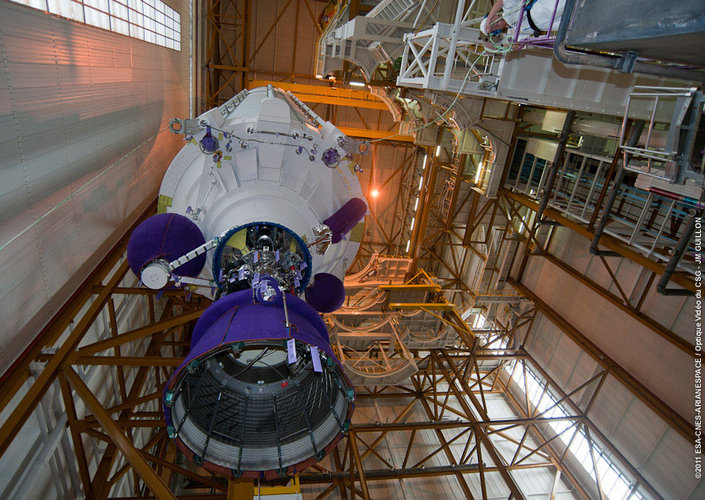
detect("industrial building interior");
top-left (0, 0), bottom-right (703, 498)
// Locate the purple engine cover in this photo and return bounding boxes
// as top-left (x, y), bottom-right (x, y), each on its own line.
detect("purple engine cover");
top-left (174, 288), bottom-right (341, 371)
top-left (164, 288), bottom-right (353, 478)
top-left (323, 197), bottom-right (366, 244)
top-left (305, 273), bottom-right (346, 313)
top-left (127, 213), bottom-right (206, 277)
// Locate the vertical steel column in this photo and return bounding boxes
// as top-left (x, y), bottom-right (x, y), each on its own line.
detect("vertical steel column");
top-left (524, 156), bottom-right (539, 195)
top-left (565, 154), bottom-right (587, 214)
top-left (536, 111), bottom-right (575, 225)
top-left (580, 159), bottom-right (604, 219)
top-left (513, 150), bottom-right (528, 190)
top-left (441, 0), bottom-right (466, 91)
top-left (657, 212), bottom-right (699, 296)
top-left (590, 121), bottom-right (645, 255)
top-left (349, 432), bottom-right (371, 500)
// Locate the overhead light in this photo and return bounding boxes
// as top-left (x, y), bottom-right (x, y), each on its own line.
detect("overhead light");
top-left (474, 162), bottom-right (483, 184)
top-left (421, 155), bottom-right (427, 170)
top-left (315, 74), bottom-right (323, 79)
top-left (413, 197), bottom-right (419, 210)
top-left (349, 81), bottom-right (365, 87)
top-left (418, 177), bottom-right (424, 190)
top-left (410, 217), bottom-right (415, 231)
top-left (405, 240), bottom-right (411, 253)
top-left (435, 145), bottom-right (441, 157)
top-left (370, 188), bottom-right (380, 198)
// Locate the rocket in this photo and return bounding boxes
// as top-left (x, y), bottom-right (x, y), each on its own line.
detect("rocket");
top-left (126, 85), bottom-right (367, 479)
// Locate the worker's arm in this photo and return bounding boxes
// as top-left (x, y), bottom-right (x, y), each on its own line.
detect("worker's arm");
top-left (488, 0), bottom-right (504, 18)
top-left (487, 0), bottom-right (504, 25)
top-left (486, 0), bottom-right (509, 32)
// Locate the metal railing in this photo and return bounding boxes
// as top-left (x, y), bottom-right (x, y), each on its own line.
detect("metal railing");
top-left (506, 148), bottom-right (699, 272)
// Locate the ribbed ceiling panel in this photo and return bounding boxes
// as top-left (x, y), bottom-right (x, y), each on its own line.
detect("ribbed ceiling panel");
top-left (0, 1), bottom-right (189, 371)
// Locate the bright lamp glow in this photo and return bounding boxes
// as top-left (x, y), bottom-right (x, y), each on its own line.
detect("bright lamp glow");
top-left (370, 189), bottom-right (380, 198)
top-left (435, 145), bottom-right (441, 157)
top-left (421, 155), bottom-right (427, 170)
top-left (405, 240), bottom-right (411, 253)
top-left (475, 162), bottom-right (483, 184)
top-left (349, 81), bottom-right (366, 87)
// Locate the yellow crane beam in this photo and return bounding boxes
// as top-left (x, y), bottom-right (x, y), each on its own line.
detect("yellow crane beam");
top-left (337, 127), bottom-right (415, 143)
top-left (249, 80), bottom-right (388, 110)
top-left (248, 80), bottom-right (415, 142)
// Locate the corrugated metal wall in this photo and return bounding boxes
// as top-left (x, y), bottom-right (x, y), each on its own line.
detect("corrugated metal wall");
top-left (0, 1), bottom-right (189, 370)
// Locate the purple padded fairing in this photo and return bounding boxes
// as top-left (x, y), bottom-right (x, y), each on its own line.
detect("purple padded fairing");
top-left (163, 288), bottom-right (354, 480)
top-left (180, 289), bottom-right (338, 373)
top-left (305, 273), bottom-right (346, 313)
top-left (189, 291), bottom-right (248, 348)
top-left (323, 198), bottom-right (366, 243)
top-left (127, 213), bottom-right (207, 277)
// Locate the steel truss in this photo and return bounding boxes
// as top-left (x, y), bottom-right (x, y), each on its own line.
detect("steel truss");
top-left (0, 197), bottom-right (663, 499)
top-left (399, 139), bottom-right (692, 497)
top-left (418, 175), bottom-right (694, 443)
top-left (0, 2), bottom-right (692, 499)
top-left (205, 0), bottom-right (251, 109)
top-left (411, 134), bottom-right (695, 359)
top-left (0, 10), bottom-right (694, 492)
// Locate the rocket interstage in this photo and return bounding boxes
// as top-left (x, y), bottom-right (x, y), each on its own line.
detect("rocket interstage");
top-left (126, 85), bottom-right (367, 478)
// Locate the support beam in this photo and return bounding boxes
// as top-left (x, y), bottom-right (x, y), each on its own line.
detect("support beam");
top-left (502, 190), bottom-right (696, 293)
top-left (0, 198), bottom-right (157, 416)
top-left (249, 80), bottom-right (389, 110)
top-left (0, 260), bottom-right (129, 457)
top-left (541, 252), bottom-right (693, 354)
top-left (434, 351), bottom-right (526, 499)
top-left (59, 374), bottom-right (94, 498)
top-left (412, 378), bottom-right (476, 499)
top-left (337, 127), bottom-right (415, 143)
top-left (64, 368), bottom-right (175, 500)
top-left (509, 279), bottom-right (693, 441)
top-left (75, 308), bottom-right (207, 357)
top-left (348, 432), bottom-right (371, 500)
